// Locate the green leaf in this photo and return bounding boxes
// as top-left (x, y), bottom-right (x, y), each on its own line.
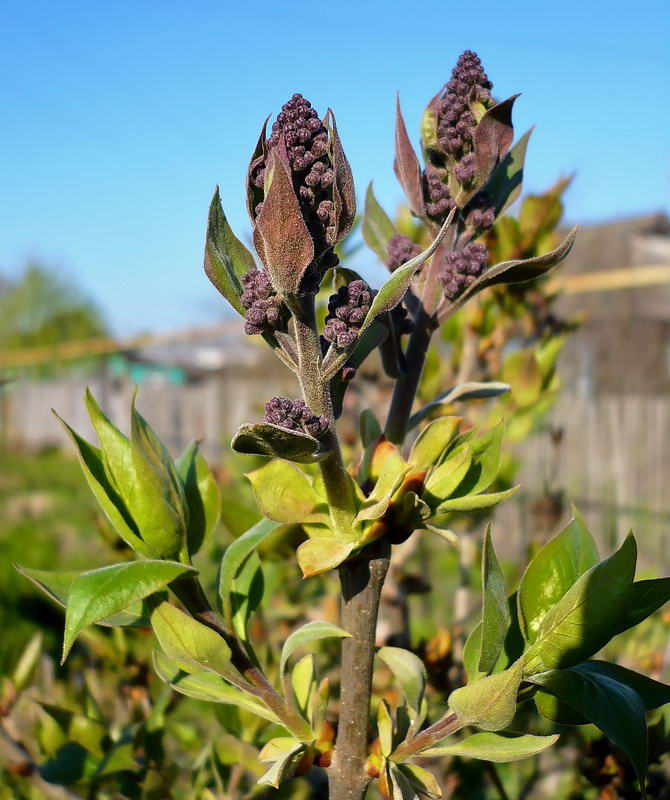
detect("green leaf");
top-left (362, 182), bottom-right (398, 262)
top-left (529, 667), bottom-right (648, 789)
top-left (151, 601), bottom-right (235, 680)
top-left (534, 688), bottom-right (588, 725)
top-left (483, 128), bottom-right (532, 217)
top-left (518, 508), bottom-right (599, 643)
top-left (152, 651), bottom-right (279, 722)
top-left (257, 741), bottom-right (305, 788)
top-left (479, 527), bottom-right (510, 674)
top-left (204, 186), bottom-right (257, 316)
top-left (361, 209), bottom-right (455, 334)
top-left (447, 227), bottom-right (578, 316)
top-left (423, 447), bottom-right (472, 509)
top-left (524, 534), bottom-right (637, 674)
top-left (449, 421), bottom-right (505, 497)
top-left (435, 486), bottom-right (519, 514)
top-left (129, 403), bottom-right (188, 559)
top-left (52, 411), bottom-right (147, 555)
top-left (397, 763), bottom-right (441, 798)
top-left (15, 564), bottom-right (155, 628)
top-left (218, 517), bottom-right (279, 633)
top-left (360, 409), bottom-right (382, 448)
top-left (230, 550), bottom-right (264, 642)
top-left (356, 447), bottom-right (409, 522)
top-left (575, 661), bottom-right (670, 711)
top-left (296, 538), bottom-right (354, 578)
top-left (38, 703), bottom-right (107, 757)
top-left (378, 700), bottom-right (394, 757)
top-left (616, 577), bottom-right (670, 634)
top-left (420, 731), bottom-right (559, 762)
top-left (259, 737), bottom-right (301, 763)
top-left (377, 646), bottom-right (427, 727)
top-left (389, 764), bottom-right (420, 800)
top-left (12, 632), bottom-right (42, 692)
top-left (409, 382), bottom-right (510, 429)
top-left (280, 620), bottom-right (351, 676)
top-left (409, 416), bottom-right (461, 471)
top-left (463, 593), bottom-right (525, 681)
top-left (448, 659), bottom-right (524, 731)
top-left (291, 654), bottom-right (315, 721)
top-left (83, 389), bottom-right (135, 500)
top-left (246, 460), bottom-right (327, 524)
top-left (176, 441), bottom-right (221, 556)
top-left (62, 561), bottom-right (193, 661)
top-left (232, 422), bottom-right (328, 463)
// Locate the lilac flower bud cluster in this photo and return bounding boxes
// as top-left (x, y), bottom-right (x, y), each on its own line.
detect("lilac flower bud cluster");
top-left (437, 51), bottom-right (493, 185)
top-left (264, 397), bottom-right (329, 437)
top-left (240, 268), bottom-right (283, 335)
top-left (466, 192), bottom-right (496, 231)
top-left (438, 243), bottom-right (489, 300)
top-left (438, 51), bottom-right (492, 152)
top-left (251, 94), bottom-right (337, 249)
top-left (386, 234), bottom-right (421, 272)
top-left (323, 279), bottom-right (373, 350)
top-left (424, 167), bottom-right (455, 222)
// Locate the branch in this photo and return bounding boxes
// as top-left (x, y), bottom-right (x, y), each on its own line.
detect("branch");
top-left (384, 307), bottom-right (438, 446)
top-left (329, 544), bottom-right (391, 800)
top-left (390, 710), bottom-right (463, 761)
top-left (169, 573), bottom-right (312, 741)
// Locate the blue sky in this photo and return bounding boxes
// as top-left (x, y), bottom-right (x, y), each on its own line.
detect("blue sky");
top-left (1, 0), bottom-right (669, 335)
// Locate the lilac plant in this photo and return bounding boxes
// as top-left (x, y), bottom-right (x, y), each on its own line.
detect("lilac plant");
top-left (19, 51), bottom-right (670, 800)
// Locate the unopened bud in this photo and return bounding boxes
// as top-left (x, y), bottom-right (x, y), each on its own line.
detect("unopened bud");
top-left (386, 234), bottom-right (421, 272)
top-left (264, 397), bottom-right (329, 437)
top-left (438, 242), bottom-right (489, 300)
top-left (323, 280), bottom-right (373, 350)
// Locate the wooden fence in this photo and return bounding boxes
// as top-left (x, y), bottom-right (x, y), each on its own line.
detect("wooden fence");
top-left (2, 374), bottom-right (669, 568)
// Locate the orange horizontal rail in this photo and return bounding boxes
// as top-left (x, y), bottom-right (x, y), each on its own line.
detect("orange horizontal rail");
top-left (1, 264), bottom-right (669, 369)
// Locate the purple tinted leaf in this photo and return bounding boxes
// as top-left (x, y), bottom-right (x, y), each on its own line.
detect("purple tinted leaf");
top-left (473, 95), bottom-right (519, 188)
top-left (394, 95), bottom-right (426, 218)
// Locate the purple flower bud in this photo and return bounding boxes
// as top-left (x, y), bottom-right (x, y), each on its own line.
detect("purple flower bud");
top-left (323, 279), bottom-right (376, 350)
top-left (455, 153), bottom-right (476, 184)
top-left (423, 166), bottom-right (455, 223)
top-left (386, 234), bottom-right (421, 272)
top-left (438, 242), bottom-right (489, 300)
top-left (465, 192), bottom-right (496, 231)
top-left (264, 397), bottom-right (329, 437)
top-left (248, 94), bottom-right (356, 288)
top-left (424, 50), bottom-right (495, 198)
top-left (240, 268), bottom-right (285, 336)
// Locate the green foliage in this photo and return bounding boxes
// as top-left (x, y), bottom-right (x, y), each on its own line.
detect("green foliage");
top-left (421, 731), bottom-right (559, 762)
top-left (61, 561), bottom-right (193, 660)
top-left (479, 526), bottom-right (510, 673)
top-left (10, 54), bottom-right (670, 800)
top-left (0, 263), bottom-right (107, 352)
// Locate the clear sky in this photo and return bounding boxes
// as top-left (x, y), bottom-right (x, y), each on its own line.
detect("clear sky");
top-left (1, 0), bottom-right (669, 335)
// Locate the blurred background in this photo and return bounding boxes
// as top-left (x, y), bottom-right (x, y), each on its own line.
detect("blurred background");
top-left (1, 1), bottom-right (670, 798)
